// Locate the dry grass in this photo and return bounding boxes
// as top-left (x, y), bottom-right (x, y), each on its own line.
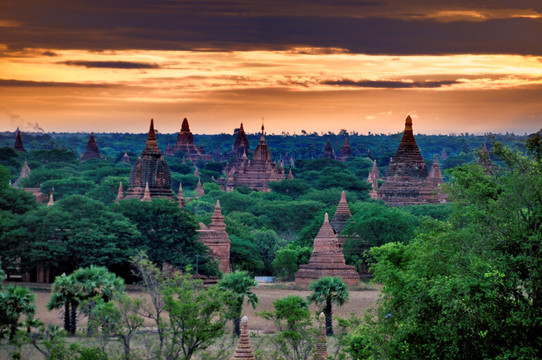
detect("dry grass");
top-left (0, 281), bottom-right (381, 359)
top-left (25, 282), bottom-right (380, 332)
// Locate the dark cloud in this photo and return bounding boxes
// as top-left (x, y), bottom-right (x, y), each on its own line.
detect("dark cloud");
top-left (321, 79), bottom-right (461, 88)
top-left (60, 60), bottom-right (160, 69)
top-left (0, 0), bottom-right (541, 55)
top-left (42, 50), bottom-right (58, 56)
top-left (0, 79), bottom-right (111, 88)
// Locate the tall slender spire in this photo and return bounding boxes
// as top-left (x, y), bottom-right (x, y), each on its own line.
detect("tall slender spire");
top-left (145, 119), bottom-right (159, 151)
top-left (115, 181), bottom-right (124, 203)
top-left (181, 117), bottom-right (190, 132)
top-left (47, 189), bottom-right (54, 206)
top-left (141, 182), bottom-right (151, 202)
top-left (330, 191), bottom-right (352, 235)
top-left (14, 128), bottom-right (26, 152)
top-left (313, 312), bottom-right (329, 359)
top-left (231, 316), bottom-right (255, 360)
top-left (177, 183), bottom-right (186, 207)
top-left (367, 159), bottom-right (380, 183)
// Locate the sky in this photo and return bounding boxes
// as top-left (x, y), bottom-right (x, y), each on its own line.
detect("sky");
top-left (1, 0), bottom-right (541, 135)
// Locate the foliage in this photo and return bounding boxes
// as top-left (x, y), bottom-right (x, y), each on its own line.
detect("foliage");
top-left (253, 229), bottom-right (288, 275)
top-left (47, 266), bottom-right (125, 335)
top-left (162, 274), bottom-right (233, 360)
top-left (308, 276), bottom-right (349, 336)
top-left (0, 285), bottom-right (36, 341)
top-left (258, 295), bottom-right (316, 360)
top-left (114, 199), bottom-right (219, 277)
top-left (268, 179), bottom-right (310, 199)
top-left (218, 270), bottom-right (258, 336)
top-left (1, 195), bottom-right (140, 275)
top-left (349, 141), bottom-right (542, 359)
top-left (272, 245), bottom-right (311, 280)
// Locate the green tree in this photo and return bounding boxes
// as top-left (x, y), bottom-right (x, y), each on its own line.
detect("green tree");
top-left (162, 274), bottom-right (233, 360)
top-left (0, 285), bottom-right (36, 340)
top-left (268, 179), bottom-right (310, 199)
top-left (253, 229), bottom-right (287, 275)
top-left (114, 199), bottom-right (218, 276)
top-left (3, 195), bottom-right (140, 275)
top-left (308, 276), bottom-right (349, 336)
top-left (47, 266), bottom-right (124, 335)
top-left (259, 295), bottom-right (316, 360)
top-left (349, 142), bottom-right (542, 359)
top-left (218, 270), bottom-right (258, 336)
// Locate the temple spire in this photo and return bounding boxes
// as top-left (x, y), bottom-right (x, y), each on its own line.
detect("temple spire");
top-left (367, 159), bottom-right (380, 183)
top-left (287, 168), bottom-right (294, 180)
top-left (141, 182), bottom-right (151, 202)
top-left (177, 183), bottom-right (186, 207)
top-left (47, 189), bottom-right (54, 206)
top-left (115, 181), bottom-right (124, 203)
top-left (14, 128), bottom-right (26, 152)
top-left (181, 117), bottom-right (190, 132)
top-left (145, 119), bottom-right (159, 150)
top-left (81, 132), bottom-right (101, 161)
top-left (313, 313), bottom-right (329, 359)
top-left (195, 178), bottom-right (205, 197)
top-left (231, 316), bottom-right (255, 360)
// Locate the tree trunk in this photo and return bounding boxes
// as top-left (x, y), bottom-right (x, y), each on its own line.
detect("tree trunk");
top-left (325, 298), bottom-right (333, 336)
top-left (69, 299), bottom-right (77, 335)
top-left (9, 324), bottom-right (17, 341)
top-left (123, 334), bottom-right (131, 360)
top-left (64, 301), bottom-right (70, 333)
top-left (233, 317), bottom-right (241, 337)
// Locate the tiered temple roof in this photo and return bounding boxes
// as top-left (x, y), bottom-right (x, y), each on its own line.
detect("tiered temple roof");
top-left (123, 119), bottom-right (174, 200)
top-left (323, 139), bottom-right (336, 159)
top-left (197, 200), bottom-right (231, 273)
top-left (164, 117), bottom-right (212, 161)
top-left (232, 123), bottom-right (250, 156)
top-left (429, 154), bottom-right (443, 185)
top-left (377, 116), bottom-right (444, 206)
top-left (14, 159), bottom-right (31, 187)
top-left (367, 160), bottom-right (380, 183)
top-left (81, 133), bottom-right (101, 161)
top-left (220, 125), bottom-right (285, 192)
top-left (231, 316), bottom-right (255, 360)
top-left (295, 213), bottom-right (359, 286)
top-left (330, 191), bottom-right (352, 248)
top-left (330, 191), bottom-right (352, 236)
top-left (338, 138), bottom-right (352, 161)
top-left (14, 129), bottom-right (26, 152)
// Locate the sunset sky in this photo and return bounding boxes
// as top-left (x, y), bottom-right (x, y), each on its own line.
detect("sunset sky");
top-left (1, 1), bottom-right (541, 135)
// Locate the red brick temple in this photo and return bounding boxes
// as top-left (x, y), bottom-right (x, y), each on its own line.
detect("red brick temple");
top-left (220, 124), bottom-right (285, 192)
top-left (377, 116), bottom-right (445, 206)
top-left (164, 117), bottom-right (212, 161)
top-left (123, 119), bottom-right (174, 200)
top-left (81, 133), bottom-right (102, 161)
top-left (295, 213), bottom-right (359, 286)
top-left (197, 200), bottom-right (231, 274)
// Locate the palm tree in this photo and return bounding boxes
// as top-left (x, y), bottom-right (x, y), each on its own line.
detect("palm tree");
top-left (47, 273), bottom-right (77, 334)
top-left (218, 271), bottom-right (258, 336)
top-left (0, 285), bottom-right (36, 340)
top-left (47, 266), bottom-right (124, 335)
top-left (308, 276), bottom-right (349, 336)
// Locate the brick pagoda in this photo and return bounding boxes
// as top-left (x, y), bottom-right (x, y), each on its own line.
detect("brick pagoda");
top-left (164, 117), bottom-right (212, 161)
top-left (123, 119), bottom-right (174, 200)
top-left (330, 191), bottom-right (352, 247)
top-left (81, 133), bottom-right (101, 161)
top-left (338, 138), bottom-right (352, 161)
top-left (295, 213), bottom-right (359, 286)
top-left (197, 200), bottom-right (231, 273)
top-left (220, 125), bottom-right (285, 192)
top-left (323, 139), bottom-right (336, 159)
top-left (377, 116), bottom-right (444, 206)
top-left (14, 128), bottom-right (26, 152)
